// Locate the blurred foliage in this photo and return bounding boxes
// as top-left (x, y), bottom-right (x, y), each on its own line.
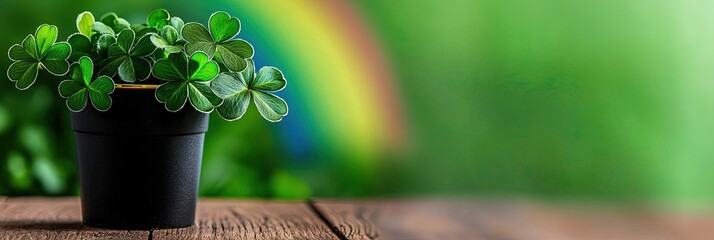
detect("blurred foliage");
top-left (1, 0), bottom-right (714, 205)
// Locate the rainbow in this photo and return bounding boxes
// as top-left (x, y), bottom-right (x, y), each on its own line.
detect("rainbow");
top-left (197, 1), bottom-right (407, 162)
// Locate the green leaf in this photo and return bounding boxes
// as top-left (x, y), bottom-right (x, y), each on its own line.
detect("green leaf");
top-left (131, 24), bottom-right (156, 38)
top-left (78, 56), bottom-right (93, 85)
top-left (8, 44), bottom-right (33, 61)
top-left (96, 34), bottom-right (116, 54)
top-left (105, 29), bottom-right (154, 82)
top-left (185, 41), bottom-right (216, 57)
top-left (209, 11), bottom-right (240, 42)
top-left (181, 14), bottom-right (253, 71)
top-left (59, 57), bottom-right (116, 112)
top-left (188, 51), bottom-right (219, 81)
top-left (116, 57), bottom-right (152, 82)
top-left (160, 25), bottom-right (179, 44)
top-left (89, 75), bottom-right (115, 93)
top-left (98, 55), bottom-right (125, 77)
top-left (153, 52), bottom-right (187, 81)
top-left (118, 59), bottom-right (135, 81)
top-left (131, 34), bottom-right (156, 56)
top-left (240, 59), bottom-right (255, 83)
top-left (70, 61), bottom-right (83, 81)
top-left (209, 61), bottom-right (289, 122)
top-left (41, 42), bottom-right (70, 75)
top-left (66, 89), bottom-right (88, 112)
top-left (22, 35), bottom-right (37, 59)
top-left (150, 34), bottom-right (171, 48)
top-left (155, 81), bottom-right (188, 112)
top-left (150, 34), bottom-right (183, 54)
top-left (169, 17), bottom-right (185, 34)
top-left (67, 34), bottom-right (91, 62)
top-left (188, 81), bottom-right (221, 112)
top-left (41, 60), bottom-right (69, 76)
top-left (212, 73), bottom-right (250, 120)
top-left (182, 22), bottom-right (216, 57)
top-left (7, 24), bottom-right (70, 90)
top-left (181, 22), bottom-right (212, 42)
top-left (89, 89), bottom-right (112, 111)
top-left (35, 24), bottom-right (58, 57)
top-left (211, 73), bottom-right (246, 98)
top-left (216, 39), bottom-right (253, 72)
top-left (43, 42), bottom-right (71, 60)
top-left (132, 57), bottom-right (152, 80)
top-left (76, 11), bottom-right (95, 38)
top-left (7, 61), bottom-right (39, 90)
top-left (114, 18), bottom-right (131, 32)
top-left (99, 12), bottom-right (118, 28)
top-left (92, 22), bottom-right (115, 36)
top-left (164, 45), bottom-right (182, 53)
top-left (115, 29), bottom-right (134, 53)
top-left (253, 66), bottom-right (286, 91)
top-left (58, 79), bottom-right (84, 97)
top-left (153, 51), bottom-right (222, 112)
top-left (147, 9), bottom-right (170, 29)
top-left (251, 90), bottom-right (288, 122)
top-left (88, 76), bottom-right (114, 111)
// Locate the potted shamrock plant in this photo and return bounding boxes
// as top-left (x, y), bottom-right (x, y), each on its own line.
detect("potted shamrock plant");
top-left (6, 9), bottom-right (288, 230)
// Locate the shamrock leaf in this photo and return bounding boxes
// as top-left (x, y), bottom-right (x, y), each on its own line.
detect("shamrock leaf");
top-left (67, 33), bottom-right (91, 62)
top-left (58, 56), bottom-right (115, 112)
top-left (150, 25), bottom-right (184, 54)
top-left (147, 9), bottom-right (185, 56)
top-left (147, 9), bottom-right (170, 29)
top-left (76, 11), bottom-right (95, 39)
top-left (68, 12), bottom-right (96, 62)
top-left (93, 12), bottom-right (132, 34)
top-left (7, 24), bottom-right (71, 90)
top-left (210, 59), bottom-right (287, 122)
top-left (153, 51), bottom-right (222, 112)
top-left (99, 29), bottom-right (156, 82)
top-left (181, 11), bottom-right (254, 72)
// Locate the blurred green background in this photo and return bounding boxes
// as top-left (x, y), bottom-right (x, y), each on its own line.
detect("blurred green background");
top-left (1, 0), bottom-right (713, 206)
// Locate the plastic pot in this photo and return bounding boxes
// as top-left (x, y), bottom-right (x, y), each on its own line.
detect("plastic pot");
top-left (70, 85), bottom-right (207, 230)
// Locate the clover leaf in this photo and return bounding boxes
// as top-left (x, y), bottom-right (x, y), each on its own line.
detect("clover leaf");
top-left (210, 59), bottom-right (287, 122)
top-left (147, 9), bottom-right (170, 29)
top-left (147, 9), bottom-right (185, 56)
top-left (58, 56), bottom-right (115, 112)
top-left (153, 51), bottom-right (222, 112)
top-left (76, 11), bottom-right (95, 39)
top-left (7, 24), bottom-right (71, 90)
top-left (93, 12), bottom-right (126, 34)
top-left (66, 12), bottom-right (96, 62)
top-left (150, 25), bottom-right (184, 54)
top-left (98, 29), bottom-right (156, 82)
top-left (181, 11), bottom-right (254, 72)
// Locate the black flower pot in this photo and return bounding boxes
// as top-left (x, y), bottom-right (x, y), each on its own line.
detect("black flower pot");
top-left (70, 86), bottom-right (208, 230)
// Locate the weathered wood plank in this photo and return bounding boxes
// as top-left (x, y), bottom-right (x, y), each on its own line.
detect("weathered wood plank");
top-left (312, 199), bottom-right (519, 240)
top-left (519, 203), bottom-right (714, 240)
top-left (313, 199), bottom-right (714, 240)
top-left (0, 197), bottom-right (148, 240)
top-left (152, 199), bottom-right (338, 240)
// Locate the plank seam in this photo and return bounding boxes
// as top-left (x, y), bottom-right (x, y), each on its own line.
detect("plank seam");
top-left (307, 199), bottom-right (349, 240)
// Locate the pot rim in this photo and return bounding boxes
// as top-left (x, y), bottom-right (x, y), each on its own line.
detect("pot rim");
top-left (115, 84), bottom-right (159, 90)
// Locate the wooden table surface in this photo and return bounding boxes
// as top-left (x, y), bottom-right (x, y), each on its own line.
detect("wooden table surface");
top-left (0, 197), bottom-right (712, 240)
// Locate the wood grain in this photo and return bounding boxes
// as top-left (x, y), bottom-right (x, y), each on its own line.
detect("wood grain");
top-left (313, 199), bottom-right (714, 240)
top-left (0, 197), bottom-right (148, 240)
top-left (519, 203), bottom-right (714, 240)
top-left (312, 199), bottom-right (524, 240)
top-left (152, 199), bottom-right (338, 240)
top-left (1, 197), bottom-right (712, 240)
